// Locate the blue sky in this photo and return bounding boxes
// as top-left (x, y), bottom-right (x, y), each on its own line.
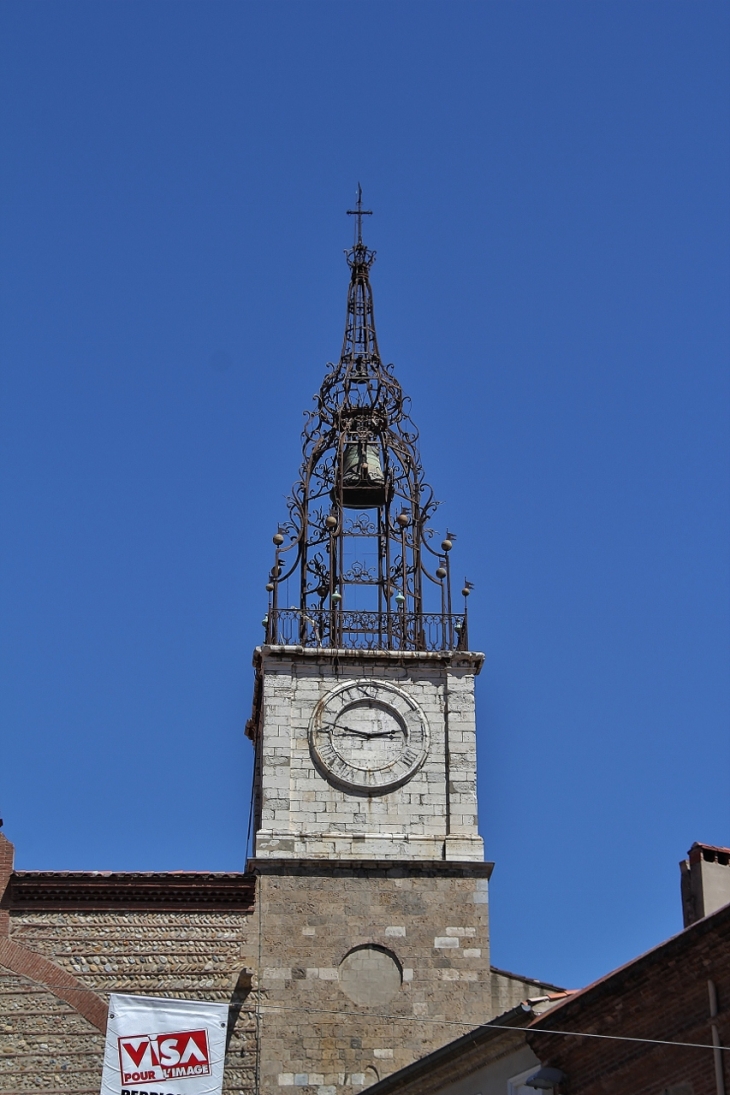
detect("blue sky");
top-left (1, 1), bottom-right (728, 992)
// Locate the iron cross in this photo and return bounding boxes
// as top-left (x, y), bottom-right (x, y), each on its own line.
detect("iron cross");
top-left (347, 183), bottom-right (372, 244)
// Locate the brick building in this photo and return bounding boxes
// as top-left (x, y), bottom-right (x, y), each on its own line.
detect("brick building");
top-left (525, 898), bottom-right (730, 1094)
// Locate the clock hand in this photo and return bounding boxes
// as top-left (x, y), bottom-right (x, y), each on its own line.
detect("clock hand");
top-left (320, 720), bottom-right (363, 735)
top-left (320, 720), bottom-right (402, 740)
top-left (340, 728), bottom-right (403, 740)
top-left (322, 722), bottom-right (374, 738)
top-left (339, 727), bottom-right (400, 739)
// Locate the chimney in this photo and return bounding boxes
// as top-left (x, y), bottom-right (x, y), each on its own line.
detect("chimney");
top-left (0, 832), bottom-right (15, 937)
top-left (680, 843), bottom-right (730, 927)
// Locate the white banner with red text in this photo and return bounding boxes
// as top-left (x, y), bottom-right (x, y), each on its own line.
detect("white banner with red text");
top-left (100, 993), bottom-right (229, 1095)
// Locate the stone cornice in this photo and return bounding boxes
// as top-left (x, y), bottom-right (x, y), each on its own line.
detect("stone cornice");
top-left (247, 857), bottom-right (494, 879)
top-left (4, 871), bottom-right (256, 913)
top-left (254, 645), bottom-right (485, 673)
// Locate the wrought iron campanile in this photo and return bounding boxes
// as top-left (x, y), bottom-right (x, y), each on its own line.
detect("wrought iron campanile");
top-left (264, 190), bottom-right (470, 652)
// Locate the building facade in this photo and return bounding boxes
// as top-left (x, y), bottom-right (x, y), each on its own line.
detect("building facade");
top-left (0, 201), bottom-right (555, 1094)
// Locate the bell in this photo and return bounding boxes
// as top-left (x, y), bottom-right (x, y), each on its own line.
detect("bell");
top-left (352, 355), bottom-right (368, 383)
top-left (340, 441), bottom-right (387, 508)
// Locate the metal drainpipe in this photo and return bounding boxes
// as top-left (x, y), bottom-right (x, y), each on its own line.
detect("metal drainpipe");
top-left (709, 979), bottom-right (726, 1095)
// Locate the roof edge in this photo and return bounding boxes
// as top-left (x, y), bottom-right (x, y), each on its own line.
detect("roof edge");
top-left (4, 870), bottom-right (256, 913)
top-left (528, 899), bottom-right (730, 1031)
top-left (363, 1003), bottom-right (536, 1095)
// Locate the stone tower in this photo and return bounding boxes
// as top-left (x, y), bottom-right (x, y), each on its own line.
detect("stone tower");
top-left (0, 196), bottom-right (554, 1095)
top-left (245, 193), bottom-right (495, 1095)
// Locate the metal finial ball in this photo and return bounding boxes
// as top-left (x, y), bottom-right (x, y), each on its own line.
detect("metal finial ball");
top-left (265, 582), bottom-right (274, 592)
top-left (436, 567), bottom-right (447, 580)
top-left (262, 615), bottom-right (269, 627)
top-left (332, 591), bottom-right (342, 603)
top-left (462, 587), bottom-right (471, 598)
top-left (273, 533), bottom-right (284, 546)
top-left (395, 591), bottom-right (406, 604)
top-left (441, 539), bottom-right (453, 552)
top-left (325, 515), bottom-right (338, 530)
top-left (396, 512), bottom-right (410, 528)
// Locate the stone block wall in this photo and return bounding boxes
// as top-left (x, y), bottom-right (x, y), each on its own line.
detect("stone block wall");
top-left (1, 840), bottom-right (556, 1095)
top-left (0, 837), bottom-right (258, 1095)
top-left (250, 860), bottom-right (494, 1095)
top-left (0, 971), bottom-right (106, 1095)
top-left (252, 648), bottom-right (484, 862)
top-left (488, 968), bottom-right (565, 1019)
top-left (1, 905), bottom-right (256, 1094)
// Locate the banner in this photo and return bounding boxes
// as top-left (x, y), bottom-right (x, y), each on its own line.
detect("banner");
top-left (100, 993), bottom-right (229, 1095)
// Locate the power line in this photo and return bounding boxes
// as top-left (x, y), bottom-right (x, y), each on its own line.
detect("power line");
top-left (258, 1002), bottom-right (727, 1053)
top-left (15, 986), bottom-right (724, 1054)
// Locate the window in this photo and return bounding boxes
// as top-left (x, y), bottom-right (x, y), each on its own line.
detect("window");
top-left (508, 1068), bottom-right (537, 1095)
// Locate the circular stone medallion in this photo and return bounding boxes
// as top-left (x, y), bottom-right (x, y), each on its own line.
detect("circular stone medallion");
top-left (339, 946), bottom-right (402, 1007)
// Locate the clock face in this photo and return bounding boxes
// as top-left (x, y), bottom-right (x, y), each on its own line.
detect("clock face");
top-left (332, 700), bottom-right (405, 769)
top-left (310, 679), bottom-right (429, 793)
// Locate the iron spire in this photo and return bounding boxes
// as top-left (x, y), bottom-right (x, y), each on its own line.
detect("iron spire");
top-left (261, 199), bottom-right (467, 654)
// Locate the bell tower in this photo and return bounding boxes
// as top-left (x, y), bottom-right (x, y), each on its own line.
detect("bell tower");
top-left (245, 194), bottom-right (494, 1094)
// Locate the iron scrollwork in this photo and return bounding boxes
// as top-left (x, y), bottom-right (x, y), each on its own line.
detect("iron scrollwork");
top-left (264, 191), bottom-right (471, 652)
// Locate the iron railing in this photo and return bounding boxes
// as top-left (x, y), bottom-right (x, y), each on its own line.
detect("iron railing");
top-left (264, 609), bottom-right (468, 652)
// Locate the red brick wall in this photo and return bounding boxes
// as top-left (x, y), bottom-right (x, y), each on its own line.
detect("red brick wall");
top-left (527, 905), bottom-right (730, 1095)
